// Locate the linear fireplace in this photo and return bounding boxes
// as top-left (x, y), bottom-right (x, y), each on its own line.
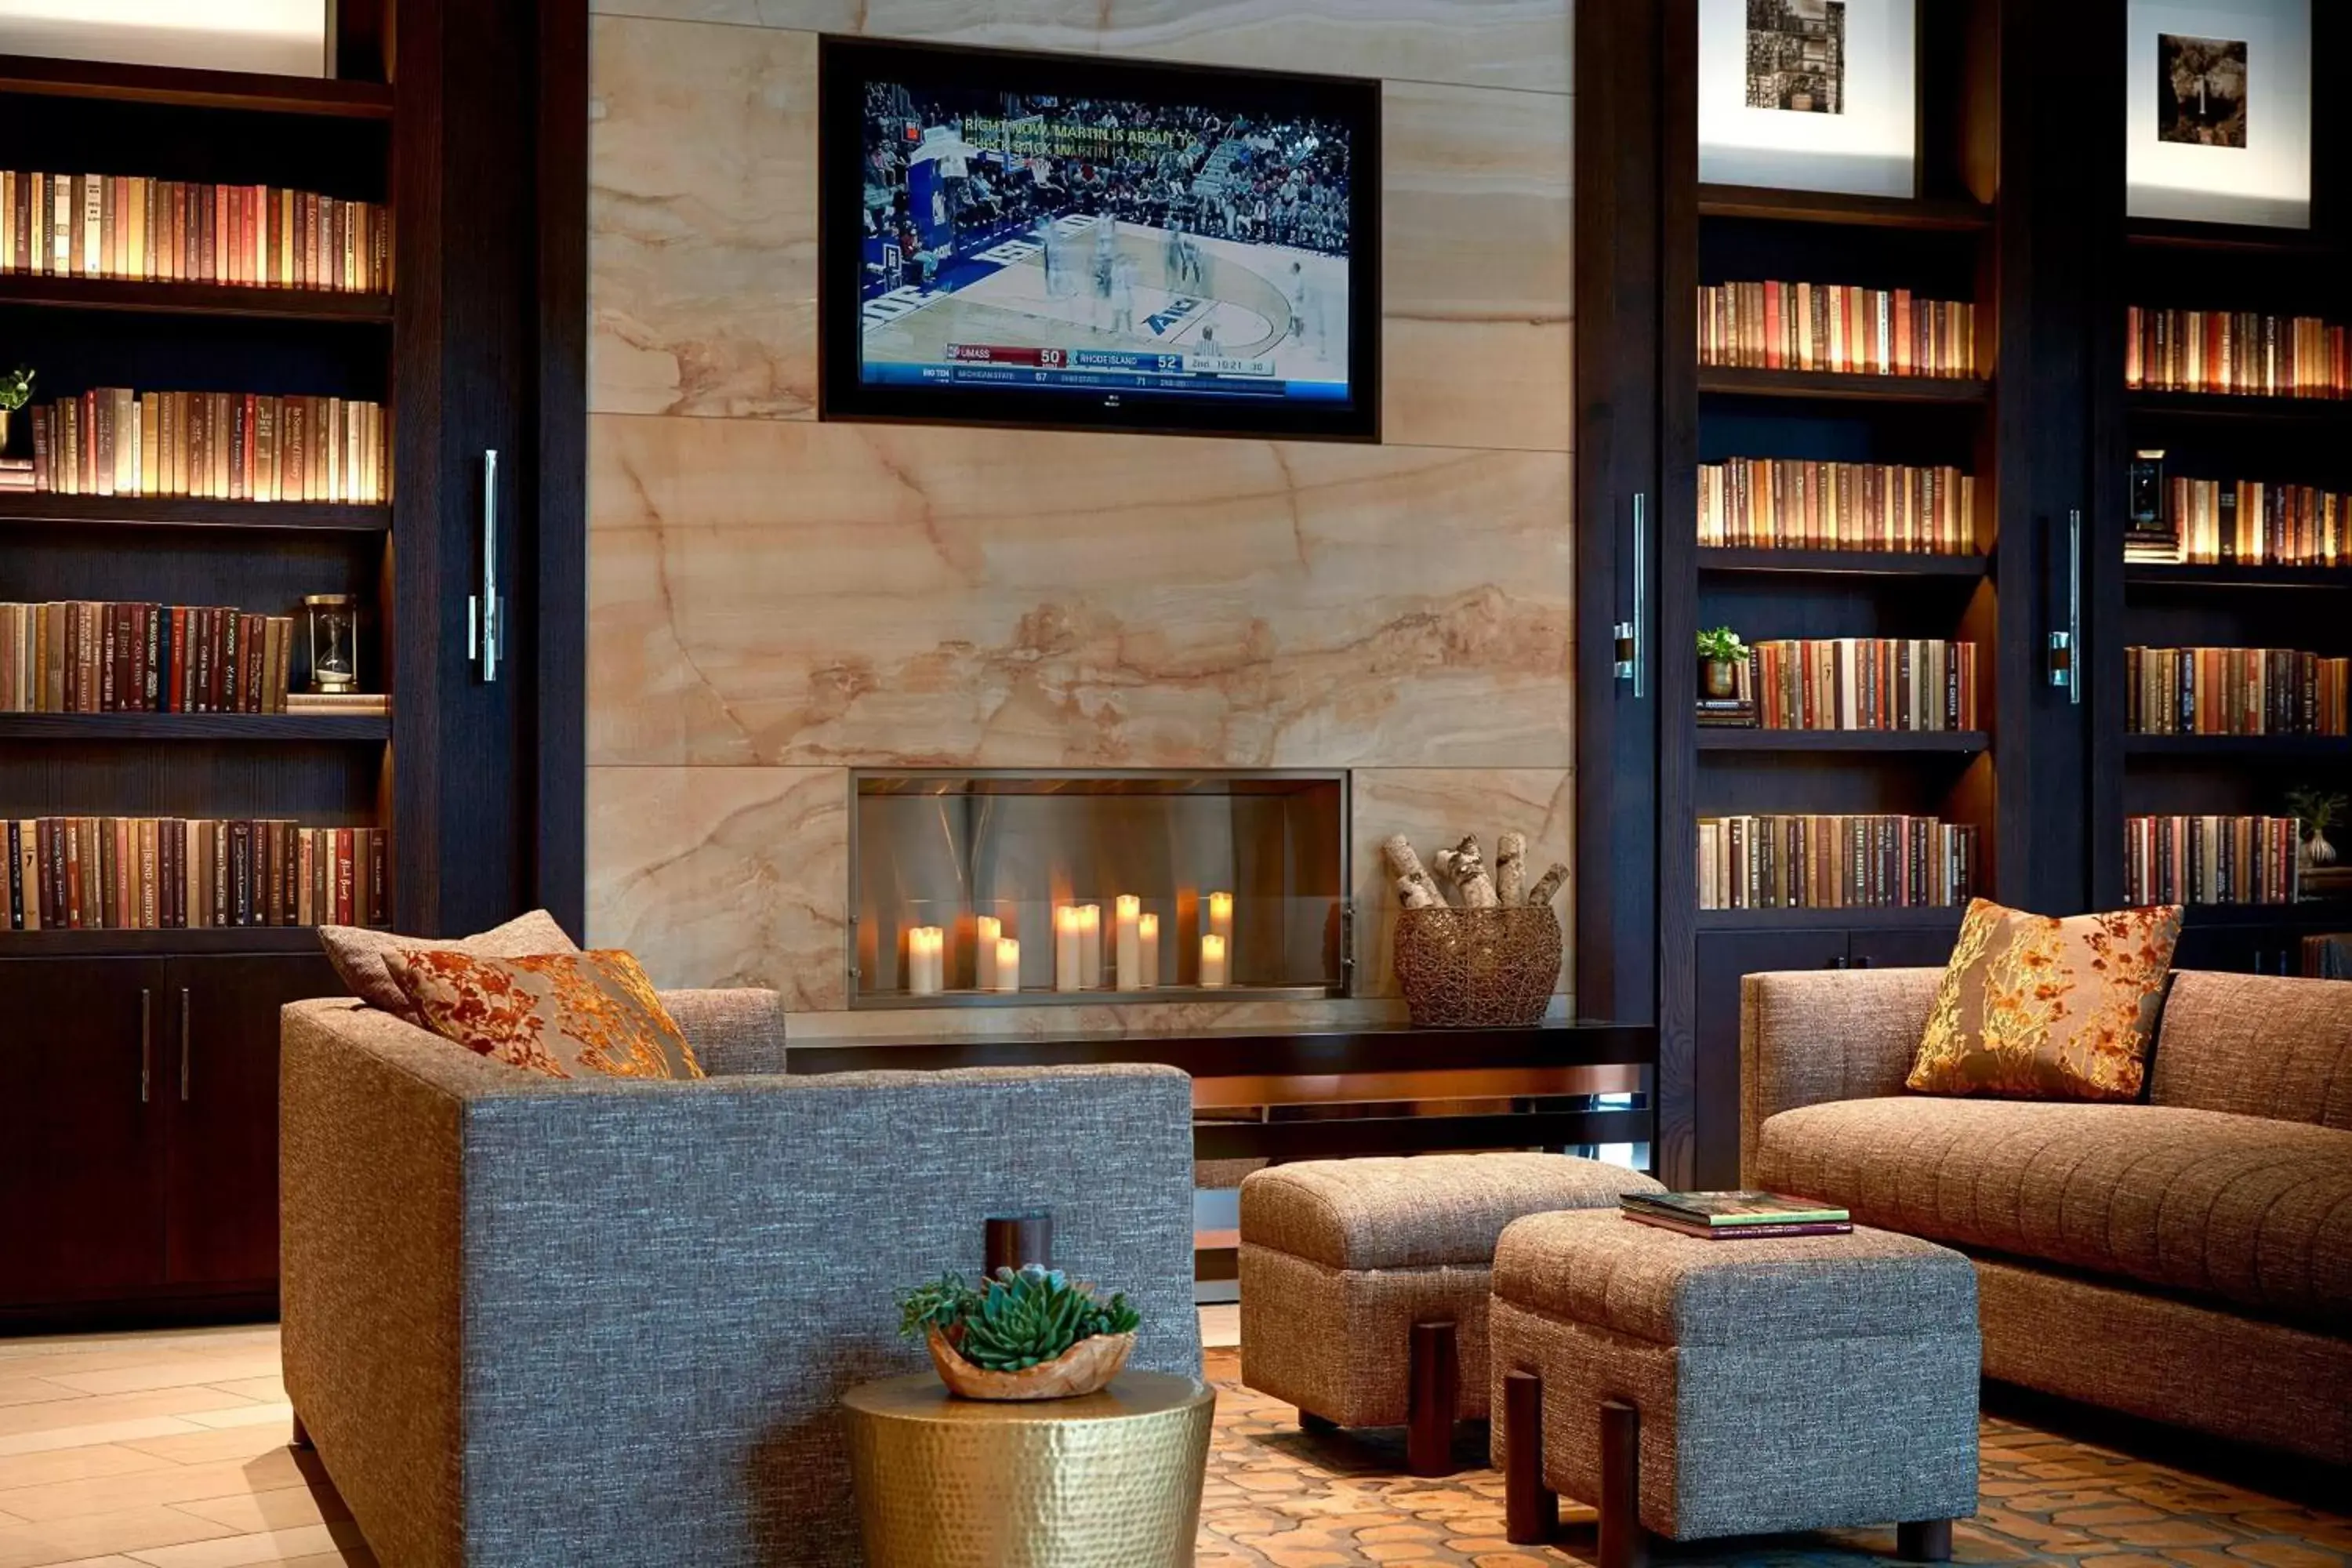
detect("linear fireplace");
top-left (851, 771), bottom-right (1350, 1007)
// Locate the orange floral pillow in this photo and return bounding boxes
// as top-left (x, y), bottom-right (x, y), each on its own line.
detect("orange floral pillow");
top-left (386, 948), bottom-right (705, 1081)
top-left (1907, 898), bottom-right (2183, 1102)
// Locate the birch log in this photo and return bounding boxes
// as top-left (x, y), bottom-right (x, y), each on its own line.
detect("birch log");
top-left (1381, 834), bottom-right (1446, 909)
top-left (1394, 874), bottom-right (1443, 910)
top-left (1495, 831), bottom-right (1527, 906)
top-left (1525, 863), bottom-right (1569, 909)
top-left (1447, 834), bottom-right (1501, 909)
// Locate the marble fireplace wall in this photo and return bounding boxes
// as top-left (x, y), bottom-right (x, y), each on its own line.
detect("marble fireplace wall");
top-left (584, 0), bottom-right (1576, 1034)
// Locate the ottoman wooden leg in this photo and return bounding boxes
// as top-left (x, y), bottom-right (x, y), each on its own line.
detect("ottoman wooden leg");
top-left (1298, 1411), bottom-right (1338, 1434)
top-left (1600, 1398), bottom-right (1649, 1568)
top-left (1406, 1320), bottom-right (1460, 1477)
top-left (1899, 1520), bottom-right (1954, 1562)
top-left (1503, 1370), bottom-right (1557, 1544)
top-left (290, 1413), bottom-right (312, 1450)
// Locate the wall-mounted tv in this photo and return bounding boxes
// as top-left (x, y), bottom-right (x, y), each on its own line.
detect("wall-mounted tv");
top-left (818, 37), bottom-right (1381, 441)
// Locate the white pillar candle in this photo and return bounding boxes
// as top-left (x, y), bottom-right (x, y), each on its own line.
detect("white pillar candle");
top-left (1200, 931), bottom-right (1229, 989)
top-left (1115, 895), bottom-right (1142, 990)
top-left (1138, 913), bottom-right (1160, 989)
top-left (908, 927), bottom-right (944, 996)
top-left (993, 936), bottom-right (1021, 993)
top-left (1077, 903), bottom-right (1102, 989)
top-left (975, 915), bottom-right (1002, 990)
top-left (1207, 891), bottom-right (1234, 950)
top-left (1054, 906), bottom-right (1083, 993)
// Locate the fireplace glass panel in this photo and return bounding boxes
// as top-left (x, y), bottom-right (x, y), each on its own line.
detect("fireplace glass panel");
top-left (852, 771), bottom-right (1348, 1006)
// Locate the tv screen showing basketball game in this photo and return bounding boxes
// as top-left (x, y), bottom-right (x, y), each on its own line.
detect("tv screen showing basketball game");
top-left (819, 38), bottom-right (1381, 441)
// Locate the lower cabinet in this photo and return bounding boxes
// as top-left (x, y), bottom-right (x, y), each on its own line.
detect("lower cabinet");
top-left (0, 949), bottom-right (341, 1318)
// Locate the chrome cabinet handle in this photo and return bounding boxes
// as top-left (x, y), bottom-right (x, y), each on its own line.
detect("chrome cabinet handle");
top-left (180, 987), bottom-right (191, 1102)
top-left (139, 988), bottom-right (151, 1104)
top-left (1613, 494), bottom-right (1647, 699)
top-left (2049, 509), bottom-right (2081, 702)
top-left (468, 448), bottom-right (503, 683)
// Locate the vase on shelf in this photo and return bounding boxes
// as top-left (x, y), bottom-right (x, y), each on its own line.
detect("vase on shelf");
top-left (1703, 659), bottom-right (1740, 699)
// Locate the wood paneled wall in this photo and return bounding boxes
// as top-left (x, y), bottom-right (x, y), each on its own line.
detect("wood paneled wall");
top-left (584, 0), bottom-right (1577, 1033)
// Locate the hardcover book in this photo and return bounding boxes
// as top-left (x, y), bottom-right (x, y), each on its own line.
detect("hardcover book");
top-left (1620, 1190), bottom-right (1851, 1226)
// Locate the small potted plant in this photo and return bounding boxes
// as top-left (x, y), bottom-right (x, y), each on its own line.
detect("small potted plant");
top-left (2285, 787), bottom-right (2347, 869)
top-left (1697, 626), bottom-right (1748, 699)
top-left (0, 366), bottom-right (33, 458)
top-left (898, 1264), bottom-right (1141, 1400)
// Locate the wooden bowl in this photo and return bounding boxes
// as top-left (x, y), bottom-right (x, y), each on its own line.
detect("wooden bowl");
top-left (924, 1326), bottom-right (1136, 1401)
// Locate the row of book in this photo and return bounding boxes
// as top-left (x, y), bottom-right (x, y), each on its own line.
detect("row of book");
top-left (0, 171), bottom-right (389, 292)
top-left (0, 602), bottom-right (304, 716)
top-left (2123, 815), bottom-right (2301, 907)
top-left (5, 818), bottom-right (389, 932)
top-left (1697, 459), bottom-right (1976, 554)
top-left (2126, 476), bottom-right (2349, 567)
top-left (1619, 1190), bottom-right (1852, 1242)
top-left (1697, 815), bottom-right (1980, 912)
top-left (2125, 308), bottom-right (2349, 400)
top-left (2124, 647), bottom-right (2350, 737)
top-left (1732, 639), bottom-right (1981, 732)
top-left (1697, 281), bottom-right (1977, 378)
top-left (20, 390), bottom-right (389, 504)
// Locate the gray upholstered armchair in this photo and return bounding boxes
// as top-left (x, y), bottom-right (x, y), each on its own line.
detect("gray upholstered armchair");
top-left (280, 989), bottom-right (1201, 1568)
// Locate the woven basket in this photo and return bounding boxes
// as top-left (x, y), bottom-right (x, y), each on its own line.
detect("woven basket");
top-left (1392, 906), bottom-right (1563, 1028)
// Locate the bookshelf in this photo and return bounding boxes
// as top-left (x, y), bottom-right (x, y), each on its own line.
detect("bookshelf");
top-left (0, 10), bottom-right (583, 1330)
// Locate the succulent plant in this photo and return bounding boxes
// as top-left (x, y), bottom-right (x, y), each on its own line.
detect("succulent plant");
top-left (895, 1264), bottom-right (1141, 1372)
top-left (0, 367), bottom-right (31, 413)
top-left (1697, 626), bottom-right (1748, 662)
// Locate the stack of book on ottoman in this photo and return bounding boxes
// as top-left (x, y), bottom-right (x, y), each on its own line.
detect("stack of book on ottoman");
top-left (1620, 1190), bottom-right (1851, 1240)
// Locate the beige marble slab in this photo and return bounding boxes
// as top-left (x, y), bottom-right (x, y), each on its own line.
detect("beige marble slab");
top-left (590, 414), bottom-right (1574, 770)
top-left (782, 992), bottom-right (1574, 1039)
top-left (1348, 768), bottom-right (1573, 1000)
top-left (586, 0), bottom-right (1573, 94)
top-left (586, 766), bottom-right (848, 1006)
top-left (588, 17), bottom-right (1572, 444)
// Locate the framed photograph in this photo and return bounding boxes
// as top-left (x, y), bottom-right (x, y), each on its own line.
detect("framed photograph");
top-left (1697, 0), bottom-right (1918, 199)
top-left (2127, 0), bottom-right (2310, 228)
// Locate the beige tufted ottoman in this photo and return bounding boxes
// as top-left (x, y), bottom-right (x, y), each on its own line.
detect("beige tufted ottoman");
top-left (1238, 1153), bottom-right (1664, 1475)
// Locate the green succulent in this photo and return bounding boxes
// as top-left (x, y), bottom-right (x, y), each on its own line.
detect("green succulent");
top-left (0, 367), bottom-right (31, 413)
top-left (895, 1265), bottom-right (1141, 1372)
top-left (1697, 626), bottom-right (1748, 662)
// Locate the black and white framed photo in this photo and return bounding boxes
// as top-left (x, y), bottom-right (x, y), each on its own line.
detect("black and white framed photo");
top-left (2128, 0), bottom-right (2310, 227)
top-left (1698, 0), bottom-right (1917, 198)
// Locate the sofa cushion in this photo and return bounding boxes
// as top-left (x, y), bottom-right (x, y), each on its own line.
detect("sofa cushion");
top-left (1754, 1096), bottom-right (2352, 1324)
top-left (1239, 1152), bottom-right (1662, 1271)
top-left (387, 947), bottom-right (706, 1080)
top-left (2151, 970), bottom-right (2352, 1131)
top-left (321, 908), bottom-right (579, 1025)
top-left (1907, 898), bottom-right (2181, 1102)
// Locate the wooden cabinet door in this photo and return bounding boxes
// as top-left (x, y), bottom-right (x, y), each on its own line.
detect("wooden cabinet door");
top-left (1693, 931), bottom-right (1850, 1189)
top-left (0, 959), bottom-right (169, 1303)
top-left (163, 953), bottom-right (343, 1288)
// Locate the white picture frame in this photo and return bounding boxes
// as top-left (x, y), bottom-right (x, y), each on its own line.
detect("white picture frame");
top-left (2126, 0), bottom-right (2310, 229)
top-left (0, 1), bottom-right (328, 79)
top-left (1698, 0), bottom-right (1918, 200)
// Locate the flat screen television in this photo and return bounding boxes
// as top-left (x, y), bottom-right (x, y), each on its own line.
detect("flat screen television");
top-left (818, 37), bottom-right (1381, 441)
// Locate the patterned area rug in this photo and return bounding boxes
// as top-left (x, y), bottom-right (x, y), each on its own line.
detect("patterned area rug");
top-left (1198, 1348), bottom-right (2350, 1568)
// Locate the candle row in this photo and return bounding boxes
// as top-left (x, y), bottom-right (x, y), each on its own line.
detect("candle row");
top-left (901, 892), bottom-right (1234, 995)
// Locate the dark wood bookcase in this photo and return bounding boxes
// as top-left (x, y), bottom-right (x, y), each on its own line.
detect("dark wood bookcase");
top-left (0, 0), bottom-right (584, 1328)
top-left (1577, 0), bottom-right (2346, 1188)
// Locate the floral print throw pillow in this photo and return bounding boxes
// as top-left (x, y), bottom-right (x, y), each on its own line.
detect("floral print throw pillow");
top-left (386, 947), bottom-right (705, 1081)
top-left (1907, 898), bottom-right (2183, 1102)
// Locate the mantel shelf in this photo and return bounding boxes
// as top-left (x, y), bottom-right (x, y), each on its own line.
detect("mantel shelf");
top-left (0, 495), bottom-right (390, 533)
top-left (1697, 183), bottom-right (1992, 232)
top-left (0, 52), bottom-right (394, 118)
top-left (1698, 366), bottom-right (1991, 405)
top-left (0, 274), bottom-right (391, 323)
top-left (1698, 547), bottom-right (1990, 578)
top-left (1697, 729), bottom-right (1987, 754)
top-left (0, 714), bottom-right (389, 742)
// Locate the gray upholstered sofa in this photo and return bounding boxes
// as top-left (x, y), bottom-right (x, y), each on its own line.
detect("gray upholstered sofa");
top-left (281, 989), bottom-right (1201, 1568)
top-left (1740, 967), bottom-right (2351, 1465)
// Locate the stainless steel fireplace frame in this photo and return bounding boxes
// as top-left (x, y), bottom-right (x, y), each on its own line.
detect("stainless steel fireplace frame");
top-left (847, 768), bottom-right (1354, 1011)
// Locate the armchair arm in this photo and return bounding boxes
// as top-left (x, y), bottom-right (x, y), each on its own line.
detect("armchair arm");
top-left (1738, 967), bottom-right (1940, 1185)
top-left (658, 986), bottom-right (786, 1075)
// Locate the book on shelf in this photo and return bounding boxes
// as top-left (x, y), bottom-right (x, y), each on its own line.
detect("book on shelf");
top-left (2125, 647), bottom-right (2349, 736)
top-left (0, 602), bottom-right (299, 714)
top-left (1697, 281), bottom-right (1976, 378)
top-left (2303, 931), bottom-right (2352, 978)
top-left (3, 817), bottom-right (387, 931)
top-left (2123, 816), bottom-right (2301, 906)
top-left (2125, 307), bottom-right (2349, 400)
top-left (1697, 696), bottom-right (1758, 728)
top-left (1619, 1191), bottom-right (1853, 1240)
top-left (2129, 476), bottom-right (2348, 567)
top-left (284, 691), bottom-right (388, 716)
top-left (1741, 638), bottom-right (1979, 732)
top-left (1697, 814), bottom-right (1979, 911)
top-left (26, 389), bottom-right (389, 504)
top-left (0, 458), bottom-right (31, 492)
top-left (1699, 459), bottom-right (1974, 553)
top-left (0, 172), bottom-right (390, 293)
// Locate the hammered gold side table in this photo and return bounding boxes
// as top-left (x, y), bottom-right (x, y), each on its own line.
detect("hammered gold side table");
top-left (841, 1370), bottom-right (1215, 1568)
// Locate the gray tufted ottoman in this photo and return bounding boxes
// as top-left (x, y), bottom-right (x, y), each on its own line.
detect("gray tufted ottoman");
top-left (1238, 1153), bottom-right (1664, 1475)
top-left (1490, 1209), bottom-right (1979, 1566)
